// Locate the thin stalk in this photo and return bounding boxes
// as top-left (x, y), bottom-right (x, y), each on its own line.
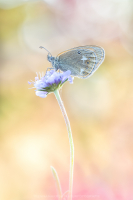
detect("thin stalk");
top-left (51, 166), bottom-right (62, 200)
top-left (54, 89), bottom-right (74, 200)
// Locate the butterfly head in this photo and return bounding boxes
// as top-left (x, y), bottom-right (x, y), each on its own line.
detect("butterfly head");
top-left (47, 54), bottom-right (54, 62)
top-left (47, 54), bottom-right (59, 71)
top-left (47, 54), bottom-right (56, 67)
top-left (39, 46), bottom-right (57, 69)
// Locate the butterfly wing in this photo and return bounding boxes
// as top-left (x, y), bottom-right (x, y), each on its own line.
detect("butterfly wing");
top-left (56, 45), bottom-right (105, 78)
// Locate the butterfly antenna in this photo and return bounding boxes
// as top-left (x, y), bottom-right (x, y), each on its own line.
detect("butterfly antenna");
top-left (39, 46), bottom-right (52, 56)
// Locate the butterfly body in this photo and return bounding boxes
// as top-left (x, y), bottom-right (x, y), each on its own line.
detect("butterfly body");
top-left (42, 45), bottom-right (105, 79)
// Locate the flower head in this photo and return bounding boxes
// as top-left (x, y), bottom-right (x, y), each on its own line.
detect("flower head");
top-left (28, 69), bottom-right (74, 98)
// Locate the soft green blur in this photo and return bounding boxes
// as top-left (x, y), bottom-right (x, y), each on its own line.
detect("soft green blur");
top-left (0, 0), bottom-right (133, 200)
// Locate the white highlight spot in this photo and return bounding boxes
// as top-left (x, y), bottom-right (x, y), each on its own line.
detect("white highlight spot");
top-left (80, 68), bottom-right (84, 74)
top-left (81, 55), bottom-right (88, 64)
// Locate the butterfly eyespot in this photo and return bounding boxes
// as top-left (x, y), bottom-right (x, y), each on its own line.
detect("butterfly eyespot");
top-left (77, 51), bottom-right (81, 54)
top-left (87, 62), bottom-right (89, 64)
top-left (83, 71), bottom-right (87, 74)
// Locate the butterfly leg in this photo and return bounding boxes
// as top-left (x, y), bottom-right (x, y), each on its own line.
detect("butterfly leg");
top-left (46, 67), bottom-right (54, 73)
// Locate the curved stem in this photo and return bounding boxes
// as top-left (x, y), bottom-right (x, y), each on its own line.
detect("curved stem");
top-left (54, 89), bottom-right (74, 200)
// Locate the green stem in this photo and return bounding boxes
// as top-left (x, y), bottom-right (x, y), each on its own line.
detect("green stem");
top-left (51, 166), bottom-right (62, 200)
top-left (54, 89), bottom-right (74, 200)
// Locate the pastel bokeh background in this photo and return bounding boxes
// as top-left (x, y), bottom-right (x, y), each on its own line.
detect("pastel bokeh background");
top-left (1, 0), bottom-right (133, 199)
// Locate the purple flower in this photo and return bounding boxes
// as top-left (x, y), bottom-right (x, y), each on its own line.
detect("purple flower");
top-left (28, 69), bottom-right (74, 98)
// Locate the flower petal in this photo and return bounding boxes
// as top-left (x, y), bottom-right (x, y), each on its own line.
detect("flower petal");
top-left (68, 76), bottom-right (74, 84)
top-left (36, 91), bottom-right (48, 98)
top-left (28, 81), bottom-right (32, 85)
top-left (61, 70), bottom-right (71, 83)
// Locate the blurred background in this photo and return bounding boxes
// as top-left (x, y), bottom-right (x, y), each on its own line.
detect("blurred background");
top-left (0, 0), bottom-right (133, 199)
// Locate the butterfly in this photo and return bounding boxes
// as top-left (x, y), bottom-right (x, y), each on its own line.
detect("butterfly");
top-left (40, 45), bottom-right (105, 79)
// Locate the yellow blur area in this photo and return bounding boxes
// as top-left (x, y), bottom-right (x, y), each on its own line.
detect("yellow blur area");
top-left (0, 0), bottom-right (133, 199)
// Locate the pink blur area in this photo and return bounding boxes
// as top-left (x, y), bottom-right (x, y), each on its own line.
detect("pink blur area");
top-left (0, 0), bottom-right (133, 199)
